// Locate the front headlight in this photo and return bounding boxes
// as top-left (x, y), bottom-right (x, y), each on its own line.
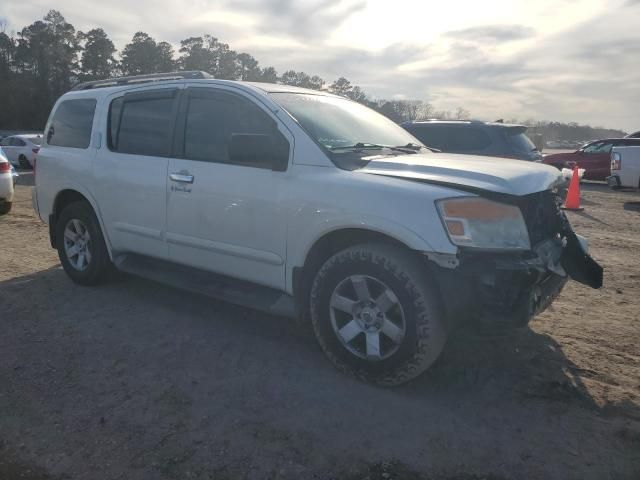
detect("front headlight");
top-left (436, 197), bottom-right (531, 250)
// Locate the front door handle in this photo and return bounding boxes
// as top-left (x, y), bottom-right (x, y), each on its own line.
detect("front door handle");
top-left (169, 173), bottom-right (194, 184)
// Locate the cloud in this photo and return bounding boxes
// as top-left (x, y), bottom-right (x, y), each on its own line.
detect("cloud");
top-left (1, 1), bottom-right (638, 130)
top-left (225, 0), bottom-right (366, 39)
top-left (445, 24), bottom-right (536, 43)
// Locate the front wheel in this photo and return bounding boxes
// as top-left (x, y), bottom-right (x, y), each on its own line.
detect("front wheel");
top-left (310, 244), bottom-right (447, 386)
top-left (56, 201), bottom-right (113, 285)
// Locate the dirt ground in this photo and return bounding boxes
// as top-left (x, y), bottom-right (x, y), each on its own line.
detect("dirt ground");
top-left (1, 173), bottom-right (639, 480)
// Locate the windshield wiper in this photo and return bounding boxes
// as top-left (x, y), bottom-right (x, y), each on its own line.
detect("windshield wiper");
top-left (329, 142), bottom-right (386, 151)
top-left (330, 142), bottom-right (421, 154)
top-left (397, 142), bottom-right (423, 151)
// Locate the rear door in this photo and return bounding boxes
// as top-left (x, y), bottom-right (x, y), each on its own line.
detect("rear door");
top-left (93, 87), bottom-right (180, 259)
top-left (165, 86), bottom-right (291, 290)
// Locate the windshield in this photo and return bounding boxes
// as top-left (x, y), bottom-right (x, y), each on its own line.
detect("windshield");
top-left (504, 128), bottom-right (537, 153)
top-left (270, 93), bottom-right (421, 151)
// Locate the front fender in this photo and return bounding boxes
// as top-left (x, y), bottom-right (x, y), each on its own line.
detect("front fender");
top-left (285, 213), bottom-right (457, 293)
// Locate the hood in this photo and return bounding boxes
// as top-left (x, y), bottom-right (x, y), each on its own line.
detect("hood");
top-left (358, 152), bottom-right (563, 196)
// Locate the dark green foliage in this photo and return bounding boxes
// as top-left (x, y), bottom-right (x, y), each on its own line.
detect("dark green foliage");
top-left (78, 28), bottom-right (116, 81)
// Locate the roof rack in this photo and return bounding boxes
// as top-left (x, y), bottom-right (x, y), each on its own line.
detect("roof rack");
top-left (71, 71), bottom-right (213, 91)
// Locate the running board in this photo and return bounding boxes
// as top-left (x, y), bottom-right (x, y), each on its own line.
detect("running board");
top-left (114, 254), bottom-right (296, 318)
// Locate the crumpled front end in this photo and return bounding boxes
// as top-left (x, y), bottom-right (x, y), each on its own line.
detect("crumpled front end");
top-left (430, 190), bottom-right (603, 330)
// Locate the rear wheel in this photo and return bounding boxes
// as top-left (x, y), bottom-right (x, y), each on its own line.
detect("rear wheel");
top-left (310, 243), bottom-right (447, 386)
top-left (56, 201), bottom-right (113, 285)
top-left (0, 202), bottom-right (11, 215)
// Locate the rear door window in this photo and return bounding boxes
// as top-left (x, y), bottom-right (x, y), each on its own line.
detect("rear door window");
top-left (109, 89), bottom-right (178, 157)
top-left (47, 99), bottom-right (97, 148)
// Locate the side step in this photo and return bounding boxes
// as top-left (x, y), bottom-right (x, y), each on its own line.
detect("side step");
top-left (114, 254), bottom-right (296, 318)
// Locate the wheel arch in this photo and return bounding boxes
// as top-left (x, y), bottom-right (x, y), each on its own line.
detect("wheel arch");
top-left (291, 227), bottom-right (428, 321)
top-left (50, 188), bottom-right (113, 259)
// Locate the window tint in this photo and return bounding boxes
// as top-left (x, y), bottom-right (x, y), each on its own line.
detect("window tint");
top-left (47, 99), bottom-right (96, 148)
top-left (183, 90), bottom-right (284, 168)
top-left (584, 142), bottom-right (612, 154)
top-left (446, 127), bottom-right (492, 151)
top-left (407, 126), bottom-right (450, 150)
top-left (109, 90), bottom-right (176, 157)
top-left (10, 137), bottom-right (26, 147)
top-left (108, 97), bottom-right (123, 150)
top-left (582, 142), bottom-right (600, 153)
top-left (503, 129), bottom-right (536, 153)
top-left (0, 138), bottom-right (9, 146)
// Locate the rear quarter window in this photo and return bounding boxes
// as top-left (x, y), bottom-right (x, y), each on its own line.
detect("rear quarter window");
top-left (446, 127), bottom-right (492, 151)
top-left (503, 129), bottom-right (536, 153)
top-left (47, 98), bottom-right (97, 149)
top-left (407, 125), bottom-right (450, 150)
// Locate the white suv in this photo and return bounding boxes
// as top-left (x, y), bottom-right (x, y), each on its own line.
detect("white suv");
top-left (33, 72), bottom-right (603, 385)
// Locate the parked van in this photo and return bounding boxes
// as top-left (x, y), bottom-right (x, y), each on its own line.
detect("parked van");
top-left (33, 72), bottom-right (602, 385)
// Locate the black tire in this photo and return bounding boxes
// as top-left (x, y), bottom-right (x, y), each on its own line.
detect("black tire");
top-left (0, 202), bottom-right (11, 215)
top-left (18, 154), bottom-right (31, 170)
top-left (56, 201), bottom-right (113, 286)
top-left (310, 243), bottom-right (447, 386)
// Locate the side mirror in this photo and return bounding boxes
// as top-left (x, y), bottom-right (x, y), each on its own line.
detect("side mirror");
top-left (228, 133), bottom-right (289, 172)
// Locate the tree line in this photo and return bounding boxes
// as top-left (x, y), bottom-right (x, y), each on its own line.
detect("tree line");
top-left (0, 10), bottom-right (628, 141)
top-left (520, 120), bottom-right (626, 143)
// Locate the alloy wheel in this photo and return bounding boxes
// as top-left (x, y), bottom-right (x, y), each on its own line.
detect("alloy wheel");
top-left (329, 275), bottom-right (406, 361)
top-left (63, 219), bottom-right (92, 271)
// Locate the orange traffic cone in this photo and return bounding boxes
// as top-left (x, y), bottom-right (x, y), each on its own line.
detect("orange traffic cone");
top-left (561, 165), bottom-right (583, 211)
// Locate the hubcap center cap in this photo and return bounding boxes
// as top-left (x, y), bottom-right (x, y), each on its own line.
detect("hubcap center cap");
top-left (357, 305), bottom-right (382, 330)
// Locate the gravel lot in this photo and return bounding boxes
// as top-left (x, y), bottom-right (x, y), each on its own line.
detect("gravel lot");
top-left (1, 173), bottom-right (639, 480)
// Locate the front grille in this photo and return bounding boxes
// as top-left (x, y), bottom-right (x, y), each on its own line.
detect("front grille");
top-left (517, 190), bottom-right (564, 246)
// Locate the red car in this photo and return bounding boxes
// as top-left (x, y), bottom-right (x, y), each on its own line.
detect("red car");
top-left (543, 138), bottom-right (640, 180)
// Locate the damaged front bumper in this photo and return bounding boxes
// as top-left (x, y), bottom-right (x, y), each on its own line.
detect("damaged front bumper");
top-left (428, 227), bottom-right (603, 330)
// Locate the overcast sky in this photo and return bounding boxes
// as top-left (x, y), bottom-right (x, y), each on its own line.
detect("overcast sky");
top-left (2, 0), bottom-right (638, 132)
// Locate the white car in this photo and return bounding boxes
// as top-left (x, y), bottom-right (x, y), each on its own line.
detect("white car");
top-left (607, 146), bottom-right (640, 189)
top-left (0, 146), bottom-right (15, 214)
top-left (0, 134), bottom-right (43, 168)
top-left (32, 71), bottom-right (603, 385)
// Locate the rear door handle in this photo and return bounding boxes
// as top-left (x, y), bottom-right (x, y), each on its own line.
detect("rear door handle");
top-left (169, 173), bottom-right (194, 184)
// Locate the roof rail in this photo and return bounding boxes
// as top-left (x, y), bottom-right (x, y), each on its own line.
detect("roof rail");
top-left (71, 71), bottom-right (213, 91)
